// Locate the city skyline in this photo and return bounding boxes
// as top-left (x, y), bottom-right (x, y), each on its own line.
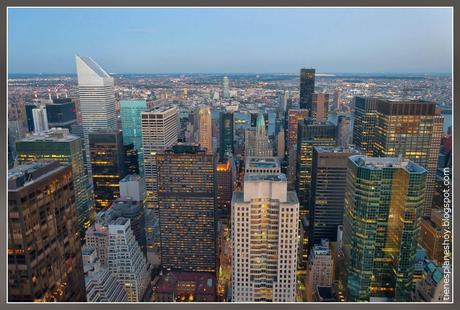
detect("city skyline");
top-left (8, 8), bottom-right (453, 74)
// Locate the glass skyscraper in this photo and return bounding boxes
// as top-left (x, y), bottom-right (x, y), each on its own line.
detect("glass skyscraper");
top-left (120, 100), bottom-right (147, 176)
top-left (299, 68), bottom-right (315, 111)
top-left (343, 156), bottom-right (427, 302)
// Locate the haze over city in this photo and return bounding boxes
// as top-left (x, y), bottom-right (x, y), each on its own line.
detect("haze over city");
top-left (8, 7), bottom-right (453, 74)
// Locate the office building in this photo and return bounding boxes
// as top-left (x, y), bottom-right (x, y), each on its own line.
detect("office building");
top-left (219, 112), bottom-right (234, 160)
top-left (245, 112), bottom-right (272, 157)
top-left (412, 261), bottom-right (448, 302)
top-left (32, 106), bottom-right (49, 133)
top-left (312, 93), bottom-right (329, 122)
top-left (352, 97), bottom-right (443, 217)
top-left (296, 120), bottom-right (337, 218)
top-left (141, 106), bottom-right (178, 210)
top-left (299, 68), bottom-right (315, 110)
top-left (156, 144), bottom-right (216, 272)
top-left (75, 56), bottom-right (117, 172)
top-left (120, 100), bottom-right (147, 175)
top-left (89, 130), bottom-right (127, 211)
top-left (107, 218), bottom-right (150, 302)
top-left (82, 246), bottom-right (128, 302)
top-left (216, 159), bottom-right (233, 219)
top-left (305, 240), bottom-right (334, 301)
top-left (199, 107), bottom-right (213, 154)
top-left (420, 210), bottom-right (444, 264)
top-left (15, 128), bottom-right (95, 238)
top-left (337, 115), bottom-right (350, 148)
top-left (120, 174), bottom-right (146, 202)
top-left (309, 146), bottom-right (359, 245)
top-left (153, 272), bottom-right (217, 302)
top-left (277, 127), bottom-right (285, 159)
top-left (232, 163), bottom-right (299, 302)
top-left (85, 222), bottom-right (109, 267)
top-left (222, 76), bottom-right (230, 99)
top-left (286, 109), bottom-right (309, 189)
top-left (8, 162), bottom-right (86, 301)
top-left (124, 143), bottom-right (139, 175)
top-left (46, 97), bottom-right (77, 129)
top-left (343, 156), bottom-right (427, 302)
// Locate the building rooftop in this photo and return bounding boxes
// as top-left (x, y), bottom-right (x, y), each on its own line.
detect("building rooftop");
top-left (350, 155), bottom-right (426, 173)
top-left (76, 55), bottom-right (111, 78)
top-left (245, 156), bottom-right (280, 170)
top-left (314, 145), bottom-right (359, 154)
top-left (154, 272), bottom-right (216, 296)
top-left (8, 161), bottom-right (66, 190)
top-left (244, 173), bottom-right (287, 182)
top-left (18, 128), bottom-right (79, 143)
top-left (120, 174), bottom-right (143, 183)
top-left (144, 105), bottom-right (176, 114)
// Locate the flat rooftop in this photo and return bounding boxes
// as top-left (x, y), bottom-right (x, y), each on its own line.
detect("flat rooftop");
top-left (244, 173), bottom-right (286, 182)
top-left (17, 128), bottom-right (79, 143)
top-left (350, 155), bottom-right (426, 173)
top-left (8, 161), bottom-right (66, 190)
top-left (245, 156), bottom-right (280, 169)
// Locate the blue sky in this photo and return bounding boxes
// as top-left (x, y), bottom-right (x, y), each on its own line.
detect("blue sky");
top-left (8, 8), bottom-right (453, 74)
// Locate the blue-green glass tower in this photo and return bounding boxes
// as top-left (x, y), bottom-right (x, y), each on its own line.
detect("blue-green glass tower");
top-left (120, 100), bottom-right (147, 176)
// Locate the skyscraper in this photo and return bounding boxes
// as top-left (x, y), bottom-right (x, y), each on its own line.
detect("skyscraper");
top-left (15, 128), bottom-right (95, 238)
top-left (343, 156), bottom-right (427, 302)
top-left (75, 56), bottom-right (117, 172)
top-left (219, 112), bottom-right (234, 160)
top-left (245, 113), bottom-right (272, 157)
top-left (89, 130), bottom-right (127, 211)
top-left (337, 115), bottom-right (351, 148)
top-left (32, 106), bottom-right (49, 133)
top-left (232, 159), bottom-right (299, 302)
top-left (141, 106), bottom-right (178, 210)
top-left (352, 97), bottom-right (443, 217)
top-left (8, 162), bottom-right (86, 301)
top-left (299, 68), bottom-right (315, 111)
top-left (107, 218), bottom-right (150, 302)
top-left (46, 97), bottom-right (77, 129)
top-left (296, 119), bottom-right (337, 218)
top-left (198, 107), bottom-right (213, 154)
top-left (216, 159), bottom-right (233, 219)
top-left (120, 100), bottom-right (147, 176)
top-left (305, 240), bottom-right (334, 302)
top-left (222, 76), bottom-right (230, 99)
top-left (156, 144), bottom-right (216, 272)
top-left (311, 93), bottom-right (329, 122)
top-left (309, 146), bottom-right (359, 245)
top-left (286, 109), bottom-right (309, 189)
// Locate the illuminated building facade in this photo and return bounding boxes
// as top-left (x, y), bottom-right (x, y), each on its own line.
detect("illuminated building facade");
top-left (199, 107), bottom-right (213, 154)
top-left (141, 106), bottom-right (178, 210)
top-left (216, 159), bottom-right (233, 219)
top-left (15, 128), bottom-right (95, 237)
top-left (299, 68), bottom-right (315, 110)
top-left (156, 144), bottom-right (216, 272)
top-left (305, 240), bottom-right (334, 301)
top-left (232, 163), bottom-right (299, 302)
top-left (120, 100), bottom-right (147, 175)
top-left (311, 93), bottom-right (329, 122)
top-left (296, 120), bottom-right (337, 219)
top-left (286, 109), bottom-right (309, 189)
top-left (89, 130), bottom-right (127, 211)
top-left (352, 97), bottom-right (443, 217)
top-left (343, 156), bottom-right (427, 302)
top-left (8, 162), bottom-right (86, 301)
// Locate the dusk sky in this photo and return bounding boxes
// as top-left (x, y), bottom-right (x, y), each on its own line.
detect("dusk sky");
top-left (8, 8), bottom-right (453, 74)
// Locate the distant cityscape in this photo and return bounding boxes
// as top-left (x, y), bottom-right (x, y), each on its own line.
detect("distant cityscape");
top-left (7, 53), bottom-right (453, 303)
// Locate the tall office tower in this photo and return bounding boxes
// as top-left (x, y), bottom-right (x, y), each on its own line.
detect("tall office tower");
top-left (198, 107), bottom-right (213, 154)
top-left (296, 120), bottom-right (337, 219)
top-left (85, 222), bottom-right (109, 267)
top-left (123, 143), bottom-right (139, 175)
top-left (216, 159), bottom-right (233, 219)
top-left (25, 103), bottom-right (37, 132)
top-left (305, 240), bottom-right (334, 301)
top-left (232, 161), bottom-right (299, 302)
top-left (107, 218), bottom-right (150, 302)
top-left (82, 246), bottom-right (128, 302)
top-left (8, 162), bottom-right (86, 302)
top-left (343, 156), bottom-right (427, 302)
top-left (46, 97), bottom-right (77, 129)
top-left (75, 56), bottom-right (117, 173)
top-left (299, 68), bottom-right (315, 110)
top-left (156, 144), bottom-right (216, 272)
top-left (286, 109), bottom-right (309, 189)
top-left (222, 76), bottom-right (230, 99)
top-left (120, 174), bottom-right (146, 202)
top-left (352, 97), bottom-right (443, 218)
top-left (15, 128), bottom-right (95, 238)
top-left (104, 198), bottom-right (147, 255)
top-left (309, 146), bottom-right (360, 245)
top-left (245, 113), bottom-right (273, 157)
top-left (337, 115), bottom-right (350, 148)
top-left (32, 106), bottom-right (49, 133)
top-left (219, 112), bottom-right (234, 160)
top-left (89, 130), bottom-right (127, 211)
top-left (311, 93), bottom-right (329, 122)
top-left (120, 100), bottom-right (147, 176)
top-left (333, 90), bottom-right (340, 111)
top-left (277, 127), bottom-right (285, 159)
top-left (141, 106), bottom-right (178, 210)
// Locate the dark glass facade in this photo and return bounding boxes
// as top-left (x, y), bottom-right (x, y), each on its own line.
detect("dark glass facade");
top-left (219, 112), bottom-right (234, 160)
top-left (156, 144), bottom-right (216, 272)
top-left (299, 68), bottom-right (315, 111)
top-left (46, 98), bottom-right (77, 129)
